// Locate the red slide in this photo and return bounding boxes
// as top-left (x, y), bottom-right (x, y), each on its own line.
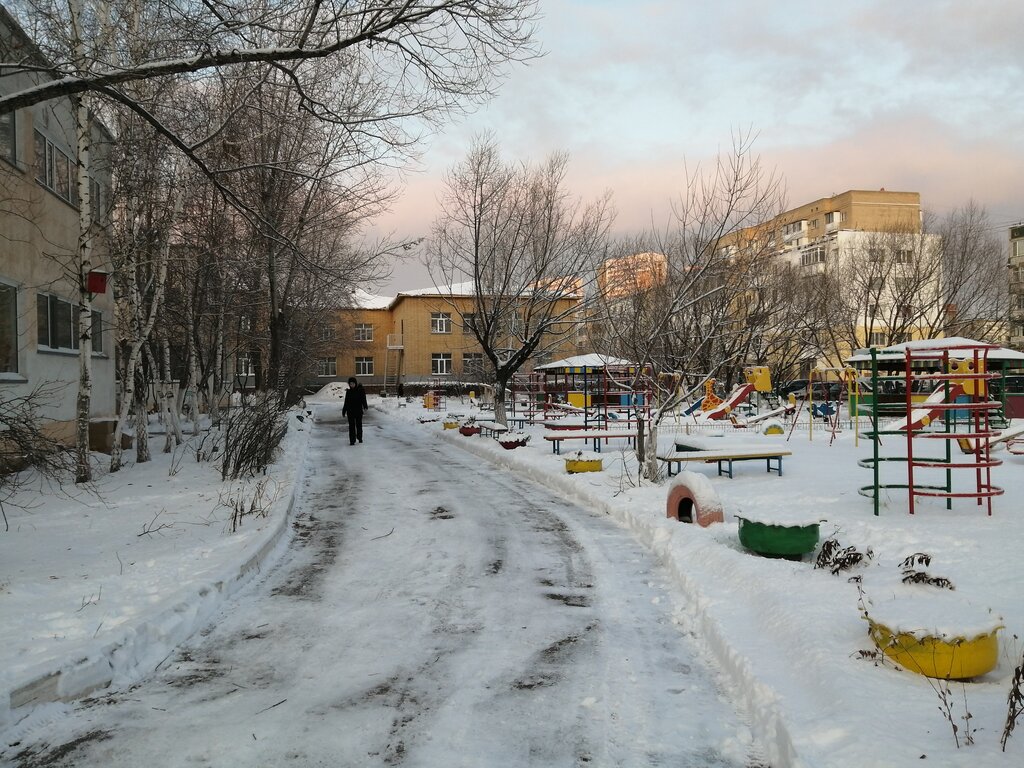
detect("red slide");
top-left (701, 383), bottom-right (755, 421)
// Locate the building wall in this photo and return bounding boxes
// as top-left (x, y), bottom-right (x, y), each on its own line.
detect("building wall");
top-left (326, 293), bottom-right (583, 391)
top-left (1010, 224), bottom-right (1024, 349)
top-left (329, 307), bottom-right (392, 387)
top-left (1, 10), bottom-right (115, 441)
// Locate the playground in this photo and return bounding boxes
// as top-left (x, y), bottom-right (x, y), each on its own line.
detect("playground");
top-left (395, 339), bottom-right (1024, 766)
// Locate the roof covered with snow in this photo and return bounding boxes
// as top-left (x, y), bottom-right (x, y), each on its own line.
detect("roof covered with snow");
top-left (535, 354), bottom-right (636, 370)
top-left (349, 289), bottom-right (395, 310)
top-left (398, 281), bottom-right (477, 298)
top-left (846, 337), bottom-right (1024, 363)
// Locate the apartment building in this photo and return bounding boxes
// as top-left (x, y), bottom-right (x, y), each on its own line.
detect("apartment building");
top-left (721, 189), bottom-right (942, 366)
top-left (317, 284), bottom-right (582, 393)
top-left (0, 7), bottom-right (116, 445)
top-left (1011, 224), bottom-right (1024, 349)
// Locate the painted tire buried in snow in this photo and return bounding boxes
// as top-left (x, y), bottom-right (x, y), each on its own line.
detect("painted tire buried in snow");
top-left (736, 517), bottom-right (819, 558)
top-left (565, 458), bottom-right (602, 474)
top-left (499, 440), bottom-right (528, 450)
top-left (868, 622), bottom-right (1000, 680)
top-left (459, 426), bottom-right (481, 436)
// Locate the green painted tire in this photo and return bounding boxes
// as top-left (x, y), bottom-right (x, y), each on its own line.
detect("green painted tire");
top-left (737, 517), bottom-right (819, 558)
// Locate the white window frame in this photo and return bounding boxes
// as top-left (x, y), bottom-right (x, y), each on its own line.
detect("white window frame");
top-left (317, 357), bottom-right (337, 377)
top-left (34, 130), bottom-right (78, 206)
top-left (462, 352), bottom-right (484, 378)
top-left (37, 293), bottom-right (79, 351)
top-left (430, 312), bottom-right (452, 334)
top-left (355, 356), bottom-right (374, 376)
top-left (354, 323), bottom-right (373, 342)
top-left (431, 352), bottom-right (452, 375)
top-left (461, 313), bottom-right (477, 335)
top-left (236, 352), bottom-right (255, 377)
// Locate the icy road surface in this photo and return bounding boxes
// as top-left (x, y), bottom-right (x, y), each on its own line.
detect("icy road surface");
top-left (6, 413), bottom-right (759, 767)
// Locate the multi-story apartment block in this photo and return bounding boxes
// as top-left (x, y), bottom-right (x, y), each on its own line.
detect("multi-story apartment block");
top-left (1010, 224), bottom-right (1024, 349)
top-left (315, 284), bottom-right (582, 393)
top-left (1, 7), bottom-right (116, 445)
top-left (721, 189), bottom-right (941, 367)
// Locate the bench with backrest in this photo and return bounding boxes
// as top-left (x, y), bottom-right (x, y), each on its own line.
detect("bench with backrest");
top-left (543, 430), bottom-right (637, 454)
top-left (657, 448), bottom-right (791, 478)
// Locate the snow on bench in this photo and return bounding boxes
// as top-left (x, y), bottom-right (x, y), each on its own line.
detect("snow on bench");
top-left (543, 430), bottom-right (637, 454)
top-left (657, 448), bottom-right (792, 478)
top-left (475, 421), bottom-right (510, 438)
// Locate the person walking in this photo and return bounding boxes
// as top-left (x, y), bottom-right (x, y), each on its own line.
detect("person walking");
top-left (342, 377), bottom-right (368, 445)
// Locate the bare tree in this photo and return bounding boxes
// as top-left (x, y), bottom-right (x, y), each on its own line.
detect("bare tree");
top-left (594, 134), bottom-right (785, 478)
top-left (426, 137), bottom-right (614, 424)
top-left (0, 383), bottom-right (75, 531)
top-left (937, 201), bottom-right (1010, 343)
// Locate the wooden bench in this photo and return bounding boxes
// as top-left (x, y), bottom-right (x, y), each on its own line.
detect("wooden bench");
top-left (476, 420), bottom-right (510, 439)
top-left (543, 430), bottom-right (637, 454)
top-left (657, 449), bottom-right (791, 478)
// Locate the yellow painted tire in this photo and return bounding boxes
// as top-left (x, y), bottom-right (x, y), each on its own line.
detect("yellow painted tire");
top-left (565, 458), bottom-right (602, 474)
top-left (443, 421), bottom-right (460, 430)
top-left (869, 621), bottom-right (1000, 679)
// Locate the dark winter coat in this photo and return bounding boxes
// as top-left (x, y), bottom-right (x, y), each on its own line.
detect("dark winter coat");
top-left (342, 384), bottom-right (368, 419)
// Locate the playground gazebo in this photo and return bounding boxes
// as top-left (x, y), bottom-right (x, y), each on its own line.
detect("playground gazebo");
top-left (527, 354), bottom-right (652, 428)
top-left (846, 337), bottom-right (1024, 419)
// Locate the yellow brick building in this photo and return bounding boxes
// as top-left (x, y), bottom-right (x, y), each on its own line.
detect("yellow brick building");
top-left (315, 286), bottom-right (581, 393)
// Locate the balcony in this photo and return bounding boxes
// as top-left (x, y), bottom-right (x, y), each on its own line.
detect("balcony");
top-left (387, 334), bottom-right (404, 349)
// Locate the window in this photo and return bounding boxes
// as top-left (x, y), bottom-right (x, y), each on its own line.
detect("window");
top-left (893, 277), bottom-right (917, 296)
top-left (33, 130), bottom-right (78, 205)
top-left (463, 352), bottom-right (484, 378)
top-left (355, 357), bottom-right (373, 376)
top-left (869, 332), bottom-right (888, 346)
top-left (461, 313), bottom-right (477, 335)
top-left (354, 323), bottom-right (373, 341)
top-left (239, 315), bottom-right (251, 332)
top-left (867, 248), bottom-right (883, 262)
top-left (894, 249), bottom-right (914, 264)
top-left (37, 293), bottom-right (78, 350)
top-left (317, 357), bottom-right (337, 377)
top-left (430, 312), bottom-right (451, 334)
top-left (90, 309), bottom-right (103, 354)
top-left (0, 282), bottom-right (17, 373)
top-left (431, 352), bottom-right (452, 375)
top-left (825, 211), bottom-right (843, 225)
top-left (897, 304), bottom-right (914, 319)
top-left (1014, 240), bottom-right (1024, 259)
top-left (0, 109), bottom-right (14, 163)
top-left (320, 326), bottom-right (333, 341)
top-left (236, 353), bottom-right (255, 376)
top-left (801, 246), bottom-right (826, 266)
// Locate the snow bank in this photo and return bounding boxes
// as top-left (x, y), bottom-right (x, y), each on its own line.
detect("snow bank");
top-left (0, 408), bottom-right (317, 732)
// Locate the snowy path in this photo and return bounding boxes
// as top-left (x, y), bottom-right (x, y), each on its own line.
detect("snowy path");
top-left (5, 412), bottom-right (756, 767)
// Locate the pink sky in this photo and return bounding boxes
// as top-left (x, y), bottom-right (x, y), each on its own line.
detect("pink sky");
top-left (368, 0), bottom-right (1023, 294)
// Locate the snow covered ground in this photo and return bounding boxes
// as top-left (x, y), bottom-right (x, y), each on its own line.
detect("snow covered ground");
top-left (1, 387), bottom-right (1022, 767)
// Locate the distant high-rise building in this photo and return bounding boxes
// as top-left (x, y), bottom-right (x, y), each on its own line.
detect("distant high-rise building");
top-left (1010, 223), bottom-right (1024, 348)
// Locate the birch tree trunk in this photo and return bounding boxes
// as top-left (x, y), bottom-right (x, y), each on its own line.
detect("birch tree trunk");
top-left (110, 210), bottom-right (173, 470)
top-left (70, 0), bottom-right (94, 484)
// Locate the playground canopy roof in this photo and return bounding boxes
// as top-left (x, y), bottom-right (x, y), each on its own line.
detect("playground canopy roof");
top-left (535, 354), bottom-right (636, 371)
top-left (846, 336), bottom-right (1024, 364)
